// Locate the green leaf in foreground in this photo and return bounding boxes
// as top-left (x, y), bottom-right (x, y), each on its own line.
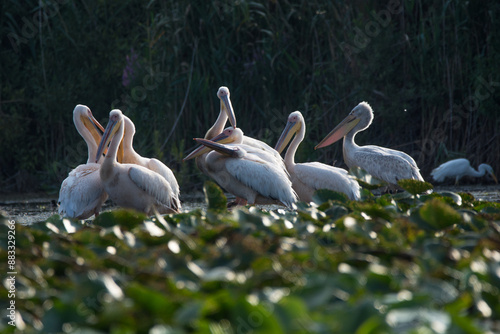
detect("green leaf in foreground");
top-left (397, 179), bottom-right (433, 195)
top-left (93, 209), bottom-right (147, 228)
top-left (419, 199), bottom-right (462, 229)
top-left (312, 189), bottom-right (349, 205)
top-left (203, 180), bottom-right (227, 212)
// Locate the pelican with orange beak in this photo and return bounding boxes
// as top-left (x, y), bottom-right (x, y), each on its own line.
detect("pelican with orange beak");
top-left (95, 109), bottom-right (179, 215)
top-left (58, 105), bottom-right (109, 219)
top-left (315, 102), bottom-right (424, 185)
top-left (185, 127), bottom-right (297, 208)
top-left (275, 111), bottom-right (360, 201)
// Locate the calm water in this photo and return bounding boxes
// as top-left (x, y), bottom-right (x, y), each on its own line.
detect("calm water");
top-left (1, 185), bottom-right (499, 225)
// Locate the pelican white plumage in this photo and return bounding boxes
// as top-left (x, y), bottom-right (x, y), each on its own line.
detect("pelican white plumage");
top-left (185, 127), bottom-right (297, 208)
top-left (275, 111), bottom-right (361, 201)
top-left (315, 102), bottom-right (424, 186)
top-left (431, 158), bottom-right (498, 184)
top-left (95, 109), bottom-right (179, 215)
top-left (188, 86), bottom-right (237, 176)
top-left (58, 105), bottom-right (108, 219)
top-left (218, 86), bottom-right (281, 160)
top-left (121, 115), bottom-right (181, 210)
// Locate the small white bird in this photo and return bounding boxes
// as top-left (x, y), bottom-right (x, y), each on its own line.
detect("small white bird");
top-left (58, 105), bottom-right (108, 219)
top-left (431, 158), bottom-right (498, 184)
top-left (121, 115), bottom-right (181, 210)
top-left (185, 127), bottom-right (297, 208)
top-left (315, 102), bottom-right (425, 186)
top-left (275, 111), bottom-right (361, 201)
top-left (95, 109), bottom-right (180, 215)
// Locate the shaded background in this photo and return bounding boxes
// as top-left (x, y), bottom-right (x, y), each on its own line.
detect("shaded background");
top-left (1, 0), bottom-right (499, 195)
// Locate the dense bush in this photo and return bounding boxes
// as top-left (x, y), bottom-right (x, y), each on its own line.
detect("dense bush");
top-left (1, 0), bottom-right (499, 193)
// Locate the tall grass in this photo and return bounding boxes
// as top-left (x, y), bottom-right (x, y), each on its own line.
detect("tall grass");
top-left (1, 0), bottom-right (499, 193)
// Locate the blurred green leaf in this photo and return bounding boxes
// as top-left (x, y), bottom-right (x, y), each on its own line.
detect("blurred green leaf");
top-left (204, 181), bottom-right (227, 212)
top-left (397, 179), bottom-right (433, 195)
top-left (93, 210), bottom-right (147, 229)
top-left (312, 189), bottom-right (349, 205)
top-left (419, 199), bottom-right (462, 229)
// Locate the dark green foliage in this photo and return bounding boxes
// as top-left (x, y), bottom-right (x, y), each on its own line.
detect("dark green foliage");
top-left (1, 182), bottom-right (499, 333)
top-left (397, 179), bottom-right (433, 195)
top-left (1, 0), bottom-right (499, 192)
top-left (203, 180), bottom-right (227, 212)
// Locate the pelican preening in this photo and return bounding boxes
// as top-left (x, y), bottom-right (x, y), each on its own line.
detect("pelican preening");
top-left (95, 109), bottom-right (180, 215)
top-left (315, 102), bottom-right (425, 186)
top-left (185, 86), bottom-right (287, 207)
top-left (431, 158), bottom-right (498, 184)
top-left (275, 111), bottom-right (361, 201)
top-left (185, 127), bottom-right (297, 208)
top-left (121, 115), bottom-right (181, 210)
top-left (58, 105), bottom-right (108, 219)
top-left (188, 86), bottom-right (238, 176)
top-left (217, 87), bottom-right (281, 159)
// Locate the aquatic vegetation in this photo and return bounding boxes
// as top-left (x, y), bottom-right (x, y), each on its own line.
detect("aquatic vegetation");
top-left (1, 181), bottom-right (499, 333)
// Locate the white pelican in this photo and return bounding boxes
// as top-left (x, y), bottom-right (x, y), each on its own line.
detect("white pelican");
top-left (189, 86), bottom-right (237, 176)
top-left (121, 115), bottom-right (181, 210)
top-left (58, 105), bottom-right (108, 219)
top-left (218, 86), bottom-right (281, 160)
top-left (431, 158), bottom-right (498, 184)
top-left (275, 111), bottom-right (361, 201)
top-left (185, 127), bottom-right (297, 208)
top-left (95, 109), bottom-right (179, 215)
top-left (315, 102), bottom-right (425, 186)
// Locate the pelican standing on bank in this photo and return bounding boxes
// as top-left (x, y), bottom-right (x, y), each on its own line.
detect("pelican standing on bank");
top-left (121, 115), bottom-right (181, 210)
top-left (315, 102), bottom-right (424, 185)
top-left (431, 158), bottom-right (498, 184)
top-left (185, 127), bottom-right (297, 208)
top-left (95, 109), bottom-right (179, 215)
top-left (58, 105), bottom-right (108, 219)
top-left (275, 111), bottom-right (361, 201)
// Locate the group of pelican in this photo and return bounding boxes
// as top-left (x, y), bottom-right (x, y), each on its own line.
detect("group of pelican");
top-left (58, 89), bottom-right (497, 219)
top-left (58, 105), bottom-right (180, 219)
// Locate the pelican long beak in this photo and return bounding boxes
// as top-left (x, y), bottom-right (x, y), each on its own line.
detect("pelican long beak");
top-left (275, 120), bottom-right (299, 154)
top-left (81, 112), bottom-right (105, 147)
top-left (194, 138), bottom-right (242, 158)
top-left (220, 94), bottom-right (237, 129)
top-left (315, 114), bottom-right (360, 149)
top-left (183, 130), bottom-right (234, 161)
top-left (95, 118), bottom-right (121, 163)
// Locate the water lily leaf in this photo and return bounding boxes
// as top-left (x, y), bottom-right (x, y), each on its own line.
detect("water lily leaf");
top-left (397, 179), bottom-right (433, 195)
top-left (312, 189), bottom-right (349, 205)
top-left (419, 199), bottom-right (462, 229)
top-left (323, 205), bottom-right (349, 220)
top-left (126, 282), bottom-right (175, 317)
top-left (386, 308), bottom-right (451, 333)
top-left (174, 301), bottom-right (203, 325)
top-left (436, 191), bottom-right (462, 206)
top-left (356, 203), bottom-right (394, 221)
top-left (231, 298), bottom-right (283, 333)
top-left (420, 278), bottom-right (459, 305)
top-left (203, 181), bottom-right (227, 212)
top-left (93, 210), bottom-right (146, 229)
top-left (350, 166), bottom-right (385, 188)
top-left (202, 266), bottom-right (236, 282)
